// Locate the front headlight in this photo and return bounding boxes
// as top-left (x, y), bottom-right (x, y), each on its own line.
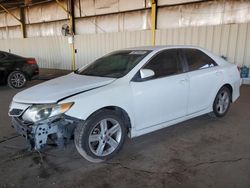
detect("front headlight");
top-left (22, 102), bottom-right (74, 123)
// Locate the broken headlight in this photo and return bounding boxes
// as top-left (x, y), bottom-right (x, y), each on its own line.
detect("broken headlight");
top-left (22, 102), bottom-right (74, 123)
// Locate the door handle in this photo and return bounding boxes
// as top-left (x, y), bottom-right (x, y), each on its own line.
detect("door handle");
top-left (180, 78), bottom-right (188, 84)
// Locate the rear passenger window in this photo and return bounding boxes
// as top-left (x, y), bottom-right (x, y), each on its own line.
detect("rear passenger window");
top-left (0, 52), bottom-right (6, 60)
top-left (184, 49), bottom-right (217, 71)
top-left (143, 49), bottom-right (183, 79)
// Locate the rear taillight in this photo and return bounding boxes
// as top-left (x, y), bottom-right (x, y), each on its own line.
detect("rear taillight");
top-left (27, 58), bottom-right (37, 64)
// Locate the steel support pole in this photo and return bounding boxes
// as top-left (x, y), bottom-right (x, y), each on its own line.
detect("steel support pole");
top-left (150, 0), bottom-right (157, 46)
top-left (56, 0), bottom-right (76, 70)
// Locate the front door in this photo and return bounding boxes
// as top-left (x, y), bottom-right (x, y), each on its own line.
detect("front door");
top-left (130, 49), bottom-right (189, 131)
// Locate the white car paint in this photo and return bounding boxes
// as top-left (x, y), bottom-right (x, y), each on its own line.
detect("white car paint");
top-left (187, 66), bottom-right (224, 114)
top-left (10, 45), bottom-right (241, 138)
top-left (13, 73), bottom-right (115, 104)
top-left (131, 72), bottom-right (189, 130)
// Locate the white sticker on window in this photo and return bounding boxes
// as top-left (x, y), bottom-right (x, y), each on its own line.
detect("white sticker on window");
top-left (129, 51), bottom-right (147, 55)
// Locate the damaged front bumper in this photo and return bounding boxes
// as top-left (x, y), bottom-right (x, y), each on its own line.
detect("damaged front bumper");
top-left (11, 115), bottom-right (80, 150)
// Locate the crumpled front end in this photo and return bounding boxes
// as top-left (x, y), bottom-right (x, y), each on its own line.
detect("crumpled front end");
top-left (9, 103), bottom-right (80, 150)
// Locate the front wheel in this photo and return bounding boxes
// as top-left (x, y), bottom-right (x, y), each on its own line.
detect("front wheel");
top-left (212, 86), bottom-right (231, 117)
top-left (7, 71), bottom-right (27, 89)
top-left (74, 109), bottom-right (127, 163)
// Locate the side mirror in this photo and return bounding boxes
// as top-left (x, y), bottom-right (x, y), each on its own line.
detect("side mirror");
top-left (74, 68), bottom-right (79, 73)
top-left (140, 69), bottom-right (155, 79)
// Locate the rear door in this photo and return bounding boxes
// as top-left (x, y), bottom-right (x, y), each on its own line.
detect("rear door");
top-left (0, 52), bottom-right (8, 82)
top-left (182, 49), bottom-right (223, 114)
top-left (130, 49), bottom-right (189, 130)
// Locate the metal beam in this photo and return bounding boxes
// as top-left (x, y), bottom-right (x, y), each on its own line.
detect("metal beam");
top-left (68, 0), bottom-right (75, 35)
top-left (20, 7), bottom-right (26, 38)
top-left (0, 4), bottom-right (21, 22)
top-left (55, 0), bottom-right (76, 70)
top-left (69, 0), bottom-right (75, 70)
top-left (56, 0), bottom-right (68, 14)
top-left (150, 0), bottom-right (157, 46)
top-left (0, 3), bottom-right (26, 38)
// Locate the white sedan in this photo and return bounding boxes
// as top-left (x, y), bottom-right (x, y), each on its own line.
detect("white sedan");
top-left (9, 46), bottom-right (241, 162)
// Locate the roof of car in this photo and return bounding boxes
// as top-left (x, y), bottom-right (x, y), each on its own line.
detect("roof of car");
top-left (0, 51), bottom-right (25, 58)
top-left (125, 45), bottom-right (207, 52)
top-left (124, 45), bottom-right (226, 65)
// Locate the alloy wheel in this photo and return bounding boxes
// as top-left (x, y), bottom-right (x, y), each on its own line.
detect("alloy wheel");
top-left (88, 118), bottom-right (122, 157)
top-left (9, 72), bottom-right (26, 88)
top-left (216, 90), bottom-right (230, 114)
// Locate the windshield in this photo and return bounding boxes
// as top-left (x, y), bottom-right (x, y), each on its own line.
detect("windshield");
top-left (78, 50), bottom-right (151, 78)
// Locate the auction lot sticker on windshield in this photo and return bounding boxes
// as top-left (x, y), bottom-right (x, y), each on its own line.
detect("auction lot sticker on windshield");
top-left (129, 51), bottom-right (147, 55)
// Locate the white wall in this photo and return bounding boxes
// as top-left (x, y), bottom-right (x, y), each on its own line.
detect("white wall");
top-left (0, 0), bottom-right (249, 38)
top-left (0, 0), bottom-right (249, 69)
top-left (157, 0), bottom-right (250, 29)
top-left (155, 23), bottom-right (250, 66)
top-left (0, 36), bottom-right (71, 69)
top-left (0, 22), bottom-right (249, 69)
top-left (74, 30), bottom-right (151, 68)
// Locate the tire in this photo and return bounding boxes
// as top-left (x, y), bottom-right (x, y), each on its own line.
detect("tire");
top-left (7, 71), bottom-right (27, 89)
top-left (211, 86), bottom-right (231, 117)
top-left (74, 109), bottom-right (127, 163)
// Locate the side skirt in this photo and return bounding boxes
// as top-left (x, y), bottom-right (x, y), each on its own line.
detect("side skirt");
top-left (130, 108), bottom-right (212, 138)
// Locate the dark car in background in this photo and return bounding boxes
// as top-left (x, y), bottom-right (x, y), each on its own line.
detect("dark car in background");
top-left (0, 51), bottom-right (39, 89)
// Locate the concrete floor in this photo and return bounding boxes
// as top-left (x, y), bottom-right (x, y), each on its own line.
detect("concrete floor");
top-left (0, 69), bottom-right (250, 188)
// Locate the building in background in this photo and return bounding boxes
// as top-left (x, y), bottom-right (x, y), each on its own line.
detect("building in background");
top-left (0, 0), bottom-right (249, 69)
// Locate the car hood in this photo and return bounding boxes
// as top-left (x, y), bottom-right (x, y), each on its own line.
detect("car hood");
top-left (13, 73), bottom-right (116, 104)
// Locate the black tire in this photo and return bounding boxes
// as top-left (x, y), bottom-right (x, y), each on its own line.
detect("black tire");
top-left (7, 71), bottom-right (27, 89)
top-left (211, 86), bottom-right (231, 118)
top-left (74, 109), bottom-right (127, 163)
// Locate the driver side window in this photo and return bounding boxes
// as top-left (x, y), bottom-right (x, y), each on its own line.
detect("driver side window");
top-left (0, 52), bottom-right (7, 62)
top-left (143, 49), bottom-right (183, 79)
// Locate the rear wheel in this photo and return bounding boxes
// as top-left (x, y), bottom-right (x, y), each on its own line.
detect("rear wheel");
top-left (74, 109), bottom-right (127, 163)
top-left (211, 86), bottom-right (231, 117)
top-left (7, 71), bottom-right (27, 89)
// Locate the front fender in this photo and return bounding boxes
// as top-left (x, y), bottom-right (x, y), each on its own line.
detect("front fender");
top-left (62, 82), bottom-right (135, 129)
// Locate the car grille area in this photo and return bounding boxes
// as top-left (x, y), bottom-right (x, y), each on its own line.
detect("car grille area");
top-left (9, 108), bottom-right (24, 117)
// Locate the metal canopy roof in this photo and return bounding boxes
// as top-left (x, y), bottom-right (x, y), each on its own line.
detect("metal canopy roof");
top-left (0, 0), bottom-right (53, 10)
